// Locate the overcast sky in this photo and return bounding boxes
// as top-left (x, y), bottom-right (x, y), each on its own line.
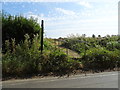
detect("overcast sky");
top-left (2, 0), bottom-right (119, 38)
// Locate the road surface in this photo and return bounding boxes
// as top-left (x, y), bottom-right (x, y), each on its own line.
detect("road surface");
top-left (2, 71), bottom-right (118, 88)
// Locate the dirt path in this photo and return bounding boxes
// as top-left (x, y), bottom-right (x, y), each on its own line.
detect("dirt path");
top-left (59, 47), bottom-right (80, 58)
top-left (52, 39), bottom-right (80, 58)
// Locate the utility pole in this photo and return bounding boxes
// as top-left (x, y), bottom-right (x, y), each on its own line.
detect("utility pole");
top-left (41, 20), bottom-right (44, 54)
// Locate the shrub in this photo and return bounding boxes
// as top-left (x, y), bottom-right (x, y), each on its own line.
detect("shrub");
top-left (2, 11), bottom-right (41, 52)
top-left (81, 47), bottom-right (120, 70)
top-left (2, 34), bottom-right (41, 77)
top-left (40, 49), bottom-right (68, 73)
top-left (2, 34), bottom-right (81, 78)
top-left (106, 41), bottom-right (120, 51)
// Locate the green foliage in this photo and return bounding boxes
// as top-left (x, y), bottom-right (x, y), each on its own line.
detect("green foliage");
top-left (106, 41), bottom-right (120, 50)
top-left (2, 34), bottom-right (81, 78)
top-left (2, 11), bottom-right (41, 52)
top-left (40, 49), bottom-right (69, 73)
top-left (2, 34), bottom-right (41, 77)
top-left (81, 47), bottom-right (120, 70)
top-left (61, 37), bottom-right (96, 53)
top-left (62, 35), bottom-right (120, 71)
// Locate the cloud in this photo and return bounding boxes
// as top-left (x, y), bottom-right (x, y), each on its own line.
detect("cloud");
top-left (77, 1), bottom-right (92, 8)
top-left (3, 0), bottom-right (118, 38)
top-left (55, 8), bottom-right (75, 15)
top-left (24, 12), bottom-right (45, 24)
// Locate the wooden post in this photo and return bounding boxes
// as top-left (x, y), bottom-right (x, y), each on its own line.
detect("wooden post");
top-left (41, 20), bottom-right (44, 54)
top-left (84, 42), bottom-right (86, 60)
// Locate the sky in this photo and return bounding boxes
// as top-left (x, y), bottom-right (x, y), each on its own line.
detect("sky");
top-left (1, 0), bottom-right (119, 38)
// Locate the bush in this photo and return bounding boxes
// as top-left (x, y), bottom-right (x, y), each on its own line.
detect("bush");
top-left (40, 49), bottom-right (68, 73)
top-left (2, 11), bottom-right (41, 52)
top-left (2, 34), bottom-right (81, 78)
top-left (2, 34), bottom-right (41, 77)
top-left (106, 41), bottom-right (120, 51)
top-left (81, 47), bottom-right (120, 70)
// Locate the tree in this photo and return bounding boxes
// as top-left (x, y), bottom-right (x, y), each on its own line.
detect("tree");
top-left (2, 11), bottom-right (41, 52)
top-left (92, 34), bottom-right (95, 38)
top-left (98, 35), bottom-right (101, 38)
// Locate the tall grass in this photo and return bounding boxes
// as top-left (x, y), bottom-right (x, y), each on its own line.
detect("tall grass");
top-left (2, 34), bottom-right (82, 78)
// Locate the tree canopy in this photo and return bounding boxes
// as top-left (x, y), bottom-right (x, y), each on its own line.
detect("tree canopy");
top-left (2, 11), bottom-right (41, 52)
top-left (2, 11), bottom-right (41, 43)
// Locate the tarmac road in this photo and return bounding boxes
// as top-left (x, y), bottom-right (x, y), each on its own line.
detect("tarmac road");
top-left (2, 71), bottom-right (118, 88)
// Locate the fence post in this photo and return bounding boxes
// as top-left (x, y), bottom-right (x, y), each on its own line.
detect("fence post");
top-left (41, 20), bottom-right (44, 54)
